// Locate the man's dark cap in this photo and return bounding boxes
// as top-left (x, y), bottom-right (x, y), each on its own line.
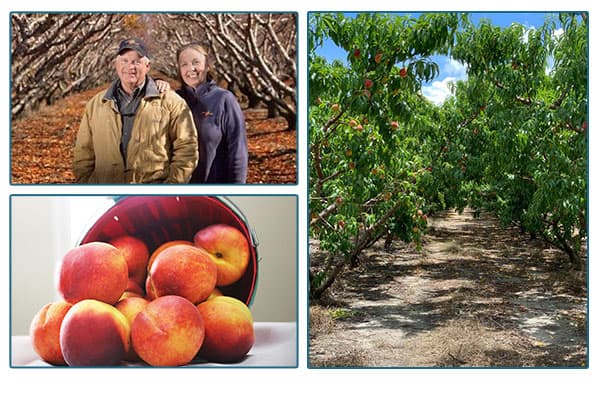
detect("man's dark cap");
top-left (117, 38), bottom-right (149, 58)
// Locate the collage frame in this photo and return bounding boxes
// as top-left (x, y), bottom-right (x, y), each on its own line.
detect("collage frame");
top-left (4, 2), bottom-right (597, 399)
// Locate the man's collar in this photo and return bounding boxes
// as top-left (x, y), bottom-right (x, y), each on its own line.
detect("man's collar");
top-left (144, 77), bottom-right (160, 98)
top-left (105, 76), bottom-right (160, 101)
top-left (119, 78), bottom-right (147, 97)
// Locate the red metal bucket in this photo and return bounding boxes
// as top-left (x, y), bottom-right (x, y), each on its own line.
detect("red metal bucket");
top-left (78, 196), bottom-right (259, 306)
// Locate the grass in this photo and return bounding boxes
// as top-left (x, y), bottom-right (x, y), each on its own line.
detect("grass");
top-left (329, 308), bottom-right (356, 319)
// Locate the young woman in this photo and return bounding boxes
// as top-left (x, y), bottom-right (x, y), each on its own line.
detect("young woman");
top-left (175, 43), bottom-right (248, 184)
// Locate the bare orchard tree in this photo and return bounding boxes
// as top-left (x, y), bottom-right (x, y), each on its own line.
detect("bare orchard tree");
top-left (11, 13), bottom-right (124, 119)
top-left (153, 13), bottom-right (297, 129)
top-left (11, 12), bottom-right (297, 129)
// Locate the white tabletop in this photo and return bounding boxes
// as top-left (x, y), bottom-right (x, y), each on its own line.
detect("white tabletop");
top-left (11, 322), bottom-right (297, 368)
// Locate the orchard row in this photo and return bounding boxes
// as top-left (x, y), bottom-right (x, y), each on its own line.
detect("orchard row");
top-left (308, 13), bottom-right (587, 297)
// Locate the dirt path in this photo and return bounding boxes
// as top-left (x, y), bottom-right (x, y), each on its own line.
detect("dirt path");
top-left (309, 209), bottom-right (587, 367)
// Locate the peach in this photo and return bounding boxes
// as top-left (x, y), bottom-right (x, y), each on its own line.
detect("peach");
top-left (115, 297), bottom-right (149, 362)
top-left (147, 240), bottom-right (194, 271)
top-left (131, 295), bottom-right (205, 366)
top-left (193, 224), bottom-right (250, 287)
top-left (119, 291), bottom-right (143, 300)
top-left (119, 278), bottom-right (145, 300)
top-left (207, 287), bottom-right (223, 300)
top-left (29, 300), bottom-right (72, 365)
top-left (109, 235), bottom-right (149, 287)
top-left (196, 296), bottom-right (255, 363)
top-left (57, 242), bottom-right (128, 305)
top-left (146, 244), bottom-right (217, 304)
top-left (59, 299), bottom-right (130, 366)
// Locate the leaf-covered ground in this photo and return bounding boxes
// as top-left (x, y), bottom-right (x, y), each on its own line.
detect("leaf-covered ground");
top-left (310, 209), bottom-right (587, 367)
top-left (11, 86), bottom-right (296, 184)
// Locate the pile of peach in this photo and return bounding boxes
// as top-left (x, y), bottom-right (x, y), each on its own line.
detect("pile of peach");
top-left (29, 224), bottom-right (255, 367)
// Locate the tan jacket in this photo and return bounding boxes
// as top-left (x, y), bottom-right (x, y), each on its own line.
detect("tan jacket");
top-left (73, 80), bottom-right (199, 184)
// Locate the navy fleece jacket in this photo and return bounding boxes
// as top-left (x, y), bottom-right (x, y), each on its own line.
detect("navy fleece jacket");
top-left (177, 81), bottom-right (248, 183)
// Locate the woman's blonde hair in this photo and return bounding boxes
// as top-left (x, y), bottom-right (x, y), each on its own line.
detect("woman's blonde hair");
top-left (176, 43), bottom-right (216, 86)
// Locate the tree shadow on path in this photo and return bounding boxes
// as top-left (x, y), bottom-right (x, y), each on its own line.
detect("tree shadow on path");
top-left (310, 209), bottom-right (587, 367)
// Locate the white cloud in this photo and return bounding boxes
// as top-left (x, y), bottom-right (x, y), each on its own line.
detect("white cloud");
top-left (422, 57), bottom-right (467, 105)
top-left (422, 76), bottom-right (459, 105)
top-left (553, 28), bottom-right (564, 39)
top-left (442, 58), bottom-right (467, 79)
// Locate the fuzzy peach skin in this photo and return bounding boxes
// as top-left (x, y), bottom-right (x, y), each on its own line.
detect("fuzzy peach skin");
top-left (109, 235), bottom-right (149, 287)
top-left (147, 240), bottom-right (194, 271)
top-left (59, 299), bottom-right (130, 366)
top-left (131, 295), bottom-right (205, 367)
top-left (193, 224), bottom-right (250, 287)
top-left (29, 300), bottom-right (72, 365)
top-left (115, 297), bottom-right (149, 362)
top-left (57, 242), bottom-right (128, 305)
top-left (146, 244), bottom-right (217, 304)
top-left (196, 296), bottom-right (255, 363)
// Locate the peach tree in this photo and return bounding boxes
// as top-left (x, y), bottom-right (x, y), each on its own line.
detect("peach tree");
top-left (309, 12), bottom-right (588, 299)
top-left (443, 13), bottom-right (588, 270)
top-left (308, 13), bottom-right (461, 298)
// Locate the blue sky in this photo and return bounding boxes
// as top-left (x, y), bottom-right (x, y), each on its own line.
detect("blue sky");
top-left (314, 12), bottom-right (555, 104)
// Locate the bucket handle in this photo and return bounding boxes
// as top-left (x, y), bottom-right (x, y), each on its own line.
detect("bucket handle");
top-left (216, 196), bottom-right (259, 249)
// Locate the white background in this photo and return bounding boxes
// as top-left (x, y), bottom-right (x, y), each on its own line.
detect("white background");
top-left (2, 0), bottom-right (597, 399)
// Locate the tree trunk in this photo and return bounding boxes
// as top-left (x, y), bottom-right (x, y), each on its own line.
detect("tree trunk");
top-left (563, 242), bottom-right (584, 273)
top-left (310, 260), bottom-right (347, 299)
top-left (267, 102), bottom-right (280, 118)
top-left (542, 229), bottom-right (585, 273)
top-left (247, 93), bottom-right (263, 109)
top-left (285, 113), bottom-right (296, 130)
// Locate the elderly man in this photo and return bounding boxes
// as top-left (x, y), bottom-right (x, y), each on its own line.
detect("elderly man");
top-left (73, 38), bottom-right (199, 183)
